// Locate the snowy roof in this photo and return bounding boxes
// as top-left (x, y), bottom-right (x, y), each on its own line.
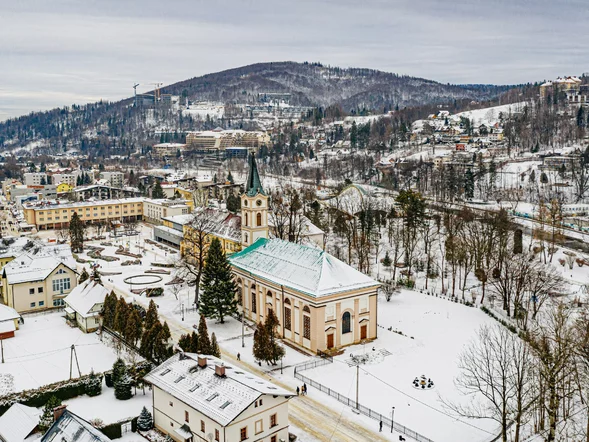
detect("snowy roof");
top-left (162, 214), bottom-right (194, 226)
top-left (0, 304), bottom-right (20, 322)
top-left (0, 237), bottom-right (40, 259)
top-left (144, 353), bottom-right (293, 427)
top-left (64, 279), bottom-right (108, 318)
top-left (0, 403), bottom-right (40, 442)
top-left (3, 245), bottom-right (76, 285)
top-left (229, 238), bottom-right (379, 298)
top-left (41, 410), bottom-right (111, 442)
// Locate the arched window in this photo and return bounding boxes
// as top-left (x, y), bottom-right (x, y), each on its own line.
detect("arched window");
top-left (244, 213), bottom-right (248, 227)
top-left (342, 311), bottom-right (351, 334)
top-left (251, 284), bottom-right (257, 313)
top-left (303, 305), bottom-right (310, 314)
top-left (256, 212), bottom-right (262, 226)
top-left (284, 302), bottom-right (292, 331)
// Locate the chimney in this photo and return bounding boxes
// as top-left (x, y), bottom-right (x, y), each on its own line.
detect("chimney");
top-left (215, 364), bottom-right (226, 378)
top-left (197, 356), bottom-right (207, 368)
top-left (53, 404), bottom-right (67, 422)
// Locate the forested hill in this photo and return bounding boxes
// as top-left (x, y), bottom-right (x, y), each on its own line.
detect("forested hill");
top-left (0, 61), bottom-right (515, 154)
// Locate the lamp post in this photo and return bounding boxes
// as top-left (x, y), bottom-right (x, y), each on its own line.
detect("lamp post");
top-left (391, 406), bottom-right (395, 434)
top-left (181, 303), bottom-right (184, 321)
top-left (241, 311), bottom-right (245, 348)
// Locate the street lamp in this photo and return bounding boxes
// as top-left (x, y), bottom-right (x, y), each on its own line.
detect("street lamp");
top-left (181, 303), bottom-right (184, 321)
top-left (391, 406), bottom-right (395, 434)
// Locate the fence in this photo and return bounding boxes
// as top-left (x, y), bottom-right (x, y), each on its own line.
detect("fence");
top-left (294, 356), bottom-right (435, 442)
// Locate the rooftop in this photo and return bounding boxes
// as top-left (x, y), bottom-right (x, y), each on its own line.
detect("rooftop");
top-left (3, 244), bottom-right (76, 285)
top-left (144, 353), bottom-right (293, 427)
top-left (0, 403), bottom-right (41, 442)
top-left (41, 409), bottom-right (111, 442)
top-left (64, 279), bottom-right (108, 318)
top-left (229, 238), bottom-right (379, 298)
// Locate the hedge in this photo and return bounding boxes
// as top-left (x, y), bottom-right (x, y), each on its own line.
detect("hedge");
top-left (100, 421), bottom-right (123, 439)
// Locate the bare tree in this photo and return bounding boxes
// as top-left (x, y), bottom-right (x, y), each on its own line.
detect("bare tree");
top-left (449, 324), bottom-right (533, 442)
top-left (176, 209), bottom-right (220, 306)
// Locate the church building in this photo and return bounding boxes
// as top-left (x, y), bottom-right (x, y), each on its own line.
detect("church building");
top-left (228, 155), bottom-right (379, 353)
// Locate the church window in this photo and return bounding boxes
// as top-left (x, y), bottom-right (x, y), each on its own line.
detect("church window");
top-left (251, 285), bottom-right (257, 313)
top-left (256, 212), bottom-right (262, 226)
top-left (342, 312), bottom-right (351, 334)
top-left (303, 315), bottom-right (311, 339)
top-left (284, 307), bottom-right (291, 331)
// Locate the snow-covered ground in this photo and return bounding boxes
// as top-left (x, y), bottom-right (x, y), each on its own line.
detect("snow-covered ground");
top-left (0, 311), bottom-right (122, 394)
top-left (301, 290), bottom-right (498, 442)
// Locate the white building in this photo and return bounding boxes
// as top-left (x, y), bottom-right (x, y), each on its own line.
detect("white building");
top-left (143, 199), bottom-right (190, 225)
top-left (23, 173), bottom-right (48, 186)
top-left (51, 173), bottom-right (79, 187)
top-left (99, 171), bottom-right (124, 188)
top-left (144, 353), bottom-right (294, 442)
top-left (64, 279), bottom-right (108, 333)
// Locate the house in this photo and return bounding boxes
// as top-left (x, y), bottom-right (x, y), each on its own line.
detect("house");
top-left (1, 245), bottom-right (77, 313)
top-left (0, 304), bottom-right (21, 339)
top-left (144, 353), bottom-right (293, 442)
top-left (229, 238), bottom-right (380, 353)
top-left (64, 279), bottom-right (108, 333)
top-left (41, 407), bottom-right (111, 442)
top-left (0, 403), bottom-right (41, 442)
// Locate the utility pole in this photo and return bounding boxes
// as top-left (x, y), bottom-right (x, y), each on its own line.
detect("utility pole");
top-left (1, 339), bottom-right (4, 364)
top-left (70, 344), bottom-right (81, 380)
top-left (133, 83), bottom-right (140, 107)
top-left (241, 311), bottom-right (245, 348)
top-left (355, 364), bottom-right (360, 411)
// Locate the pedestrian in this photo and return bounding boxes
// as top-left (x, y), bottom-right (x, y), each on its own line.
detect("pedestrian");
top-left (237, 352), bottom-right (241, 361)
top-left (379, 420), bottom-right (383, 432)
top-left (304, 383), bottom-right (307, 394)
top-left (296, 386), bottom-right (299, 396)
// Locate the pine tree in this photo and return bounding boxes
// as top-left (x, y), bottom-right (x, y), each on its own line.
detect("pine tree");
top-left (155, 322), bottom-right (172, 362)
top-left (112, 358), bottom-right (126, 385)
top-left (197, 315), bottom-right (211, 355)
top-left (226, 194), bottom-right (240, 212)
top-left (264, 309), bottom-right (285, 365)
top-left (113, 297), bottom-right (129, 335)
top-left (227, 171), bottom-right (234, 184)
top-left (79, 268), bottom-right (89, 283)
top-left (140, 322), bottom-right (159, 361)
top-left (210, 332), bottom-right (221, 358)
top-left (199, 238), bottom-right (238, 323)
top-left (350, 121), bottom-right (358, 149)
top-left (91, 267), bottom-right (102, 283)
top-left (382, 251), bottom-right (392, 268)
top-left (112, 358), bottom-right (132, 400)
top-left (252, 321), bottom-right (268, 363)
top-left (152, 181), bottom-right (165, 199)
top-left (38, 396), bottom-right (62, 431)
top-left (144, 300), bottom-right (159, 332)
top-left (124, 308), bottom-right (142, 345)
top-left (102, 291), bottom-right (118, 329)
top-left (137, 406), bottom-right (153, 431)
top-left (178, 333), bottom-right (192, 352)
top-left (85, 370), bottom-right (102, 397)
top-left (69, 212), bottom-right (84, 253)
top-left (189, 331), bottom-right (199, 353)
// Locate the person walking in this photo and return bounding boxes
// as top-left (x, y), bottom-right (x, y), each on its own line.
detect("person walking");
top-left (304, 383), bottom-right (307, 394)
top-left (296, 386), bottom-right (300, 396)
top-left (237, 352), bottom-right (240, 361)
top-left (379, 421), bottom-right (383, 432)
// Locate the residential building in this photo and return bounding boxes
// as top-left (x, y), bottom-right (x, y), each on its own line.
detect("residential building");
top-left (56, 183), bottom-right (74, 193)
top-left (99, 171), bottom-right (124, 188)
top-left (23, 198), bottom-right (144, 230)
top-left (51, 173), bottom-right (79, 187)
top-left (186, 130), bottom-right (269, 152)
top-left (1, 244), bottom-right (77, 313)
top-left (41, 408), bottom-right (111, 442)
top-left (153, 143), bottom-right (187, 159)
top-left (154, 214), bottom-right (193, 249)
top-left (143, 199), bottom-right (190, 225)
top-left (64, 279), bottom-right (108, 333)
top-left (23, 173), bottom-right (48, 186)
top-left (0, 403), bottom-right (41, 442)
top-left (144, 353), bottom-right (293, 442)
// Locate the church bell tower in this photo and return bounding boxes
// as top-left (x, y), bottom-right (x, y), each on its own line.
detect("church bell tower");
top-left (241, 153), bottom-right (269, 248)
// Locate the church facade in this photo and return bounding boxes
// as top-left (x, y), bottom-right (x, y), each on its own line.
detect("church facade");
top-left (228, 155), bottom-right (379, 353)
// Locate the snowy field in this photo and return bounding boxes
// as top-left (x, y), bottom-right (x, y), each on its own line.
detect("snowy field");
top-left (302, 290), bottom-right (498, 442)
top-left (0, 311), bottom-right (122, 393)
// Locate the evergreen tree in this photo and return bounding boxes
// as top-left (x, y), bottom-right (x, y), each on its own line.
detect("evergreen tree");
top-left (178, 333), bottom-right (192, 352)
top-left (91, 267), bottom-right (101, 283)
top-left (114, 372), bottom-right (133, 400)
top-left (152, 181), bottom-right (165, 199)
top-left (124, 308), bottom-right (143, 345)
top-left (85, 370), bottom-right (102, 397)
top-left (155, 322), bottom-right (172, 362)
top-left (144, 300), bottom-right (159, 332)
top-left (226, 193), bottom-right (240, 212)
top-left (210, 332), bottom-right (221, 358)
top-left (69, 212), bottom-right (84, 253)
top-left (137, 406), bottom-right (153, 431)
top-left (264, 309), bottom-right (285, 365)
top-left (309, 148), bottom-right (315, 160)
top-left (199, 238), bottom-right (238, 323)
top-left (227, 171), bottom-right (234, 184)
top-left (102, 291), bottom-right (118, 329)
top-left (140, 322), bottom-right (159, 361)
top-left (113, 297), bottom-right (129, 334)
top-left (189, 331), bottom-right (199, 353)
top-left (38, 396), bottom-right (62, 431)
top-left (79, 268), bottom-right (89, 283)
top-left (197, 315), bottom-right (211, 355)
top-left (350, 121), bottom-right (358, 149)
top-left (112, 358), bottom-right (127, 385)
top-left (382, 251), bottom-right (392, 269)
top-left (252, 321), bottom-right (268, 363)
top-left (464, 168), bottom-right (475, 199)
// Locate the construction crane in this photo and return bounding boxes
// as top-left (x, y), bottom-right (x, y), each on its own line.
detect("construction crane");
top-left (133, 83), bottom-right (140, 107)
top-left (150, 82), bottom-right (163, 101)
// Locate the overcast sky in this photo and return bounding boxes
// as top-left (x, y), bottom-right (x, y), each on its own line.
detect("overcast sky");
top-left (1, 0), bottom-right (588, 121)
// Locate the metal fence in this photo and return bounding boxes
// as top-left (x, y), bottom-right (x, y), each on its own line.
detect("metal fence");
top-left (294, 357), bottom-right (435, 442)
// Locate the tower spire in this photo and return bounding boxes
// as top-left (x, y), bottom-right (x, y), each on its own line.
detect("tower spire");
top-left (245, 153), bottom-right (265, 197)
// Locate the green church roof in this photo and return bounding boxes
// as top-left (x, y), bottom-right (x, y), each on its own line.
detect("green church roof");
top-left (245, 153), bottom-right (265, 197)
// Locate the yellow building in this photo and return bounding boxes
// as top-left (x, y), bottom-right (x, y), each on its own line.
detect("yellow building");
top-left (180, 210), bottom-right (242, 258)
top-left (1, 245), bottom-right (77, 313)
top-left (56, 183), bottom-right (73, 193)
top-left (23, 198), bottom-right (144, 230)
